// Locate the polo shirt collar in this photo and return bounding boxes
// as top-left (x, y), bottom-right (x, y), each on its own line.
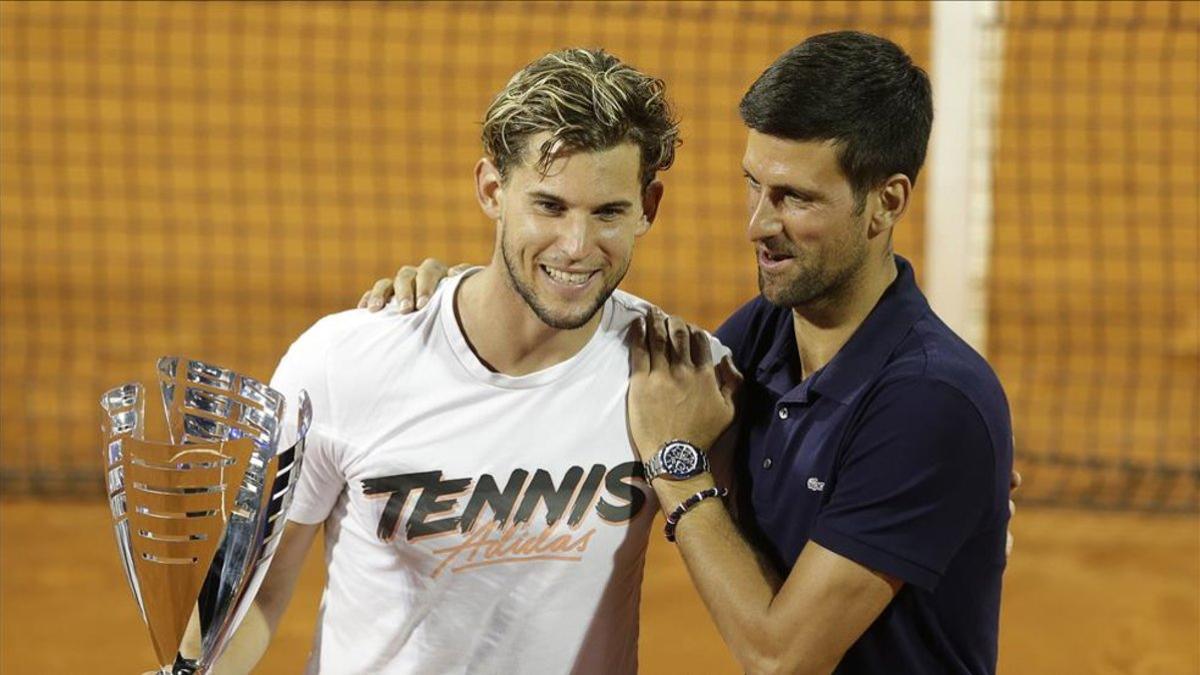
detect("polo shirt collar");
top-left (755, 309), bottom-right (801, 399)
top-left (754, 256), bottom-right (931, 406)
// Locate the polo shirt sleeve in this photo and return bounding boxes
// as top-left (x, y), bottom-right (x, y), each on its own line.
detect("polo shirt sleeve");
top-left (269, 317), bottom-right (350, 525)
top-left (809, 378), bottom-right (995, 591)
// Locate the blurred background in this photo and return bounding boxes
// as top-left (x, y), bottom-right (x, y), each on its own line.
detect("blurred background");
top-left (0, 1), bottom-right (1196, 673)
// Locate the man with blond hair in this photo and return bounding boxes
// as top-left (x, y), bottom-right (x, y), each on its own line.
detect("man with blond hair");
top-left (181, 48), bottom-right (734, 674)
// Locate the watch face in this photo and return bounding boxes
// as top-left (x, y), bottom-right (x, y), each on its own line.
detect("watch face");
top-left (661, 442), bottom-right (699, 477)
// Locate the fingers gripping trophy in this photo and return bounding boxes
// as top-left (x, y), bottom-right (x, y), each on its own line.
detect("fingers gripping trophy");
top-left (99, 357), bottom-right (311, 674)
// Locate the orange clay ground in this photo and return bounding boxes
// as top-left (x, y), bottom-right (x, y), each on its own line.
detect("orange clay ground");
top-left (1, 501), bottom-right (1196, 674)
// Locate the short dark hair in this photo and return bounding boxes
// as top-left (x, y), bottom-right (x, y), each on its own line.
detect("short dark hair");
top-left (739, 31), bottom-right (933, 204)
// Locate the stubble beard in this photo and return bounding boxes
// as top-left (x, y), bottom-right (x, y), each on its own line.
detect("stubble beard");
top-left (499, 227), bottom-right (626, 331)
top-left (758, 225), bottom-right (870, 310)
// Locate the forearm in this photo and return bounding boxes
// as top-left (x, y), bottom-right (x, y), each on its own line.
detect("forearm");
top-left (179, 520), bottom-right (317, 674)
top-left (653, 479), bottom-right (806, 675)
top-left (179, 601), bottom-right (274, 675)
top-left (630, 315), bottom-right (896, 674)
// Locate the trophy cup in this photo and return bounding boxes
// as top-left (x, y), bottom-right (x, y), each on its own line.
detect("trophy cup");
top-left (100, 357), bottom-right (311, 674)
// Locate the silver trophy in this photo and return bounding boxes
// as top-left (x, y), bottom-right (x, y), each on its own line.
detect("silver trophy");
top-left (100, 356), bottom-right (310, 674)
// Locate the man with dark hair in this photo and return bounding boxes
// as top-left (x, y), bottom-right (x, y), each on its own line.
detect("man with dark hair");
top-left (368, 31), bottom-right (1013, 674)
top-left (738, 31), bottom-right (934, 216)
top-left (627, 31), bottom-right (1012, 674)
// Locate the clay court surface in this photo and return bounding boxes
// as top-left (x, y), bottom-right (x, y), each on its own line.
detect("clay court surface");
top-left (1, 500), bottom-right (1195, 674)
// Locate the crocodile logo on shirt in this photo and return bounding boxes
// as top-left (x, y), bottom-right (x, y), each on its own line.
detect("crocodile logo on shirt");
top-left (362, 461), bottom-right (647, 576)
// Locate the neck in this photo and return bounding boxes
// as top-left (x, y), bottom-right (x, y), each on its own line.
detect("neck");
top-left (455, 263), bottom-right (604, 376)
top-left (791, 253), bottom-right (897, 381)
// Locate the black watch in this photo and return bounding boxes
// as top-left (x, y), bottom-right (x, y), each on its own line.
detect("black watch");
top-left (643, 440), bottom-right (709, 482)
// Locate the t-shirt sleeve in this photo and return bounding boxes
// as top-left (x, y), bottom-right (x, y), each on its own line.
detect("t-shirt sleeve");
top-left (269, 318), bottom-right (350, 525)
top-left (702, 332), bottom-right (743, 496)
top-left (809, 378), bottom-right (995, 591)
top-left (706, 332), bottom-right (733, 366)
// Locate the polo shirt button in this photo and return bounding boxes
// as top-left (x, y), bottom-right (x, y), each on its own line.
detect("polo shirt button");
top-left (762, 457), bottom-right (773, 470)
top-left (778, 406), bottom-right (789, 420)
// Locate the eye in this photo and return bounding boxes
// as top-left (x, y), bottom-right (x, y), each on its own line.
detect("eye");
top-left (785, 192), bottom-right (813, 207)
top-left (745, 175), bottom-right (761, 190)
top-left (535, 200), bottom-right (565, 215)
top-left (595, 208), bottom-right (624, 222)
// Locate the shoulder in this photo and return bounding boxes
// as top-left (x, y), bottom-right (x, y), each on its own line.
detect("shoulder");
top-left (843, 376), bottom-right (998, 492)
top-left (861, 375), bottom-right (988, 425)
top-left (864, 318), bottom-right (1012, 458)
top-left (280, 310), bottom-right (405, 369)
top-left (290, 307), bottom-right (385, 349)
top-left (291, 279), bottom-right (456, 357)
top-left (896, 315), bottom-right (1009, 425)
top-left (275, 309), bottom-right (368, 375)
top-left (608, 288), bottom-right (656, 319)
top-left (607, 289), bottom-right (732, 361)
top-left (272, 288), bottom-right (456, 432)
top-left (275, 282), bottom-right (452, 391)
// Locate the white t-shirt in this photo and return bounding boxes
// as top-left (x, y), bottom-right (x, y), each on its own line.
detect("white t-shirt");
top-left (269, 274), bottom-right (727, 675)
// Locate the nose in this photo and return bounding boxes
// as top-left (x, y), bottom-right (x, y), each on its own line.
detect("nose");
top-left (559, 213), bottom-right (592, 259)
top-left (746, 192), bottom-right (782, 242)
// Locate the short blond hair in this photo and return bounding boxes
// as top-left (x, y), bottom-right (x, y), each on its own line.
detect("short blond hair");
top-left (482, 48), bottom-right (680, 188)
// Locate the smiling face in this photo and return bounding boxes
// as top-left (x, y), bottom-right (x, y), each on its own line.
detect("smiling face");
top-left (478, 133), bottom-right (660, 329)
top-left (742, 130), bottom-right (873, 308)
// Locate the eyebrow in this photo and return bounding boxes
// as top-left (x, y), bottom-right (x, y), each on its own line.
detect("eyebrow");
top-left (527, 190), bottom-right (564, 203)
top-left (742, 166), bottom-right (825, 201)
top-left (527, 191), bottom-right (633, 211)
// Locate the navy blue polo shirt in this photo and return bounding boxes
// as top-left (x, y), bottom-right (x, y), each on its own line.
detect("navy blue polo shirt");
top-left (715, 256), bottom-right (1012, 675)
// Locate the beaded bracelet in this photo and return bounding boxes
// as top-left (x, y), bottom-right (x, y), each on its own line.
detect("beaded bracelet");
top-left (664, 486), bottom-right (728, 542)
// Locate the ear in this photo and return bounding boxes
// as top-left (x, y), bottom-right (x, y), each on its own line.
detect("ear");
top-left (867, 173), bottom-right (911, 239)
top-left (636, 180), bottom-right (665, 237)
top-left (475, 157), bottom-right (504, 221)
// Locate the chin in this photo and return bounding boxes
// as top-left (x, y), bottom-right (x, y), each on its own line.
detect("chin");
top-left (762, 289), bottom-right (798, 308)
top-left (757, 271), bottom-right (791, 304)
top-left (531, 296), bottom-right (606, 330)
top-left (539, 313), bottom-right (596, 331)
top-left (758, 270), bottom-right (823, 308)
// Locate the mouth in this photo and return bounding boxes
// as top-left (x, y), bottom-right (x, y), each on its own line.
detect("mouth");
top-left (539, 264), bottom-right (599, 292)
top-left (757, 247), bottom-right (796, 271)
